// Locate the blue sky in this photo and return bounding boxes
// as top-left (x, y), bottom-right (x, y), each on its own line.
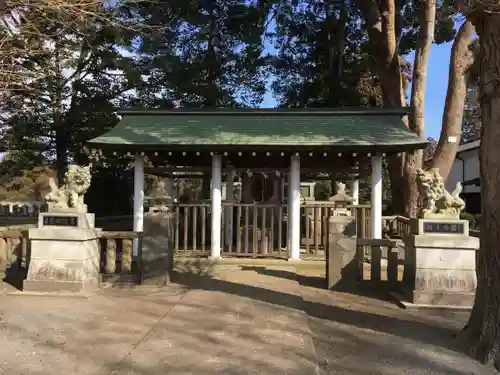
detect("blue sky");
top-left (259, 40), bottom-right (453, 140)
top-left (405, 43), bottom-right (453, 139)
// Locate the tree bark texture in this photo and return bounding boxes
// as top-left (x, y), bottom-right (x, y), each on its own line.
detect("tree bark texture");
top-left (460, 14), bottom-right (500, 369)
top-left (430, 21), bottom-right (474, 179)
top-left (53, 43), bottom-right (67, 183)
top-left (402, 0), bottom-right (436, 217)
top-left (356, 0), bottom-right (407, 214)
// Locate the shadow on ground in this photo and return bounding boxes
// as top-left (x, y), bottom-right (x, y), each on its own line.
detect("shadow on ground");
top-left (0, 261), bottom-right (494, 375)
top-left (239, 264), bottom-right (396, 302)
top-left (172, 266), bottom-right (457, 349)
top-left (170, 262), bottom-right (493, 374)
top-left (2, 266), bottom-right (26, 291)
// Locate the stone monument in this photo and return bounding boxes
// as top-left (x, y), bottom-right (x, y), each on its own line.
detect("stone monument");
top-left (141, 207), bottom-right (175, 285)
top-left (394, 167), bottom-right (478, 308)
top-left (25, 164), bottom-right (101, 294)
top-left (328, 182), bottom-right (353, 217)
top-left (326, 181), bottom-right (357, 289)
top-left (145, 178), bottom-right (174, 213)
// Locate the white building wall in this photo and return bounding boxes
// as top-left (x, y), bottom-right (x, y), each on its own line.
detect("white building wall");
top-left (446, 147), bottom-right (480, 194)
top-left (446, 159), bottom-right (463, 193)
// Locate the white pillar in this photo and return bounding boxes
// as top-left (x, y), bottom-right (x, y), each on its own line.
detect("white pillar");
top-left (211, 154), bottom-right (222, 258)
top-left (133, 155), bottom-right (145, 256)
top-left (224, 169), bottom-right (235, 246)
top-left (371, 155), bottom-right (383, 239)
top-left (350, 178), bottom-right (359, 205)
top-left (288, 155), bottom-right (301, 260)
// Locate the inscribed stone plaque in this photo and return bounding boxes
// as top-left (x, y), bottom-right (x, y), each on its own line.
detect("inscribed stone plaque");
top-left (42, 215), bottom-right (78, 227)
top-left (422, 221), bottom-right (465, 234)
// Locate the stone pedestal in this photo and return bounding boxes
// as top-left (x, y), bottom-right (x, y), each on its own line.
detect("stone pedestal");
top-left (396, 218), bottom-right (479, 308)
top-left (24, 212), bottom-right (101, 294)
top-left (141, 211), bottom-right (175, 285)
top-left (326, 216), bottom-right (356, 289)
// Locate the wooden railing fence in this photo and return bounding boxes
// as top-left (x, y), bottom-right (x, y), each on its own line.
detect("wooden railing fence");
top-left (0, 212), bottom-right (478, 289)
top-left (146, 202), bottom-right (375, 258)
top-left (93, 203), bottom-right (416, 259)
top-left (382, 215), bottom-right (410, 239)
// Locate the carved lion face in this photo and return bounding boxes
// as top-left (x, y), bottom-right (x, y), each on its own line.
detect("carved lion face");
top-left (64, 165), bottom-right (91, 193)
top-left (416, 169), bottom-right (432, 184)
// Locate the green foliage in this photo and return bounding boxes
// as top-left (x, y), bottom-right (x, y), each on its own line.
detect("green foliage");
top-left (0, 0), bottom-right (465, 217)
top-left (314, 181), bottom-right (332, 201)
top-left (270, 0), bottom-right (459, 109)
top-left (130, 0), bottom-right (269, 108)
top-left (397, 0), bottom-right (457, 55)
top-left (0, 0), bottom-right (142, 171)
top-left (85, 163), bottom-right (134, 216)
top-left (461, 212), bottom-right (481, 229)
top-left (0, 165), bottom-right (56, 201)
top-left (271, 2), bottom-right (382, 108)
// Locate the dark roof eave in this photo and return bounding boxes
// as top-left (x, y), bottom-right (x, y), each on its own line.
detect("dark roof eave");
top-left (86, 141), bottom-right (427, 153)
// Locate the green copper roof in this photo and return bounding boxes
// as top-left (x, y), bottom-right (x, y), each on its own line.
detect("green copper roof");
top-left (87, 108), bottom-right (426, 150)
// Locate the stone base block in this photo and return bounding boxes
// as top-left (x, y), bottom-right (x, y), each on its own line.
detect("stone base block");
top-left (408, 289), bottom-right (475, 306)
top-left (25, 226), bottom-right (101, 294)
top-left (402, 233), bottom-right (478, 308)
top-left (23, 279), bottom-right (99, 294)
top-left (390, 292), bottom-right (473, 310)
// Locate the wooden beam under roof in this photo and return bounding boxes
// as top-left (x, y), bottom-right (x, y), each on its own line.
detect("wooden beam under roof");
top-left (144, 167), bottom-right (367, 180)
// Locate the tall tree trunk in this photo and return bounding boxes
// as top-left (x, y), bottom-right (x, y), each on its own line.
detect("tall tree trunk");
top-left (356, 0), bottom-right (407, 214)
top-left (402, 0), bottom-right (435, 217)
top-left (53, 43), bottom-right (67, 183)
top-left (430, 21), bottom-right (474, 179)
top-left (335, 7), bottom-right (347, 82)
top-left (459, 14), bottom-right (500, 369)
top-left (201, 11), bottom-right (218, 199)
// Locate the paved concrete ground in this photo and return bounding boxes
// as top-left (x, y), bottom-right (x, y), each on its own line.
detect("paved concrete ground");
top-left (298, 269), bottom-right (496, 375)
top-left (0, 265), bottom-right (497, 375)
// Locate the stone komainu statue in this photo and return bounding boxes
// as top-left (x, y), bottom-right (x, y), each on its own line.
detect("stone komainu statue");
top-left (416, 167), bottom-right (465, 220)
top-left (44, 165), bottom-right (92, 212)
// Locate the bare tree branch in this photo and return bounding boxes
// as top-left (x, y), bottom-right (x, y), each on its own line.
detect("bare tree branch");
top-left (0, 0), bottom-right (165, 95)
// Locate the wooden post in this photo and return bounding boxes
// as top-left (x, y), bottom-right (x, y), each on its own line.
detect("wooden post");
top-left (359, 208), bottom-right (366, 238)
